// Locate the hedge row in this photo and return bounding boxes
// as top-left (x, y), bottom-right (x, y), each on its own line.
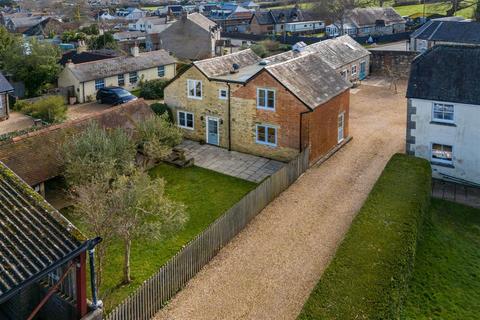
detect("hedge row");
top-left (298, 154), bottom-right (432, 320)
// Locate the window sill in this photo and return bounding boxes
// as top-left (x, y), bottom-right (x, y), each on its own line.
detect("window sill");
top-left (430, 121), bottom-right (456, 127)
top-left (178, 125), bottom-right (194, 130)
top-left (257, 106), bottom-right (275, 111)
top-left (188, 96), bottom-right (203, 100)
top-left (431, 161), bottom-right (454, 168)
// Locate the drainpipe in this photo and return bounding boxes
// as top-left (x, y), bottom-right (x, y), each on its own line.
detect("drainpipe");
top-left (88, 247), bottom-right (102, 309)
top-left (82, 82), bottom-right (85, 103)
top-left (227, 82), bottom-right (232, 151)
top-left (299, 110), bottom-right (311, 151)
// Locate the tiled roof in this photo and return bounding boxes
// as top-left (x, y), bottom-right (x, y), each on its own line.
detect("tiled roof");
top-left (253, 11), bottom-right (274, 25)
top-left (67, 49), bottom-right (176, 82)
top-left (194, 49), bottom-right (262, 78)
top-left (187, 13), bottom-right (217, 32)
top-left (0, 161), bottom-right (84, 303)
top-left (0, 99), bottom-right (155, 186)
top-left (59, 50), bottom-right (118, 66)
top-left (346, 7), bottom-right (404, 27)
top-left (410, 20), bottom-right (480, 44)
top-left (0, 72), bottom-right (13, 93)
top-left (407, 45), bottom-right (480, 105)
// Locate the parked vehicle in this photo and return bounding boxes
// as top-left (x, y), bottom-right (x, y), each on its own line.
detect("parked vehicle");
top-left (96, 87), bottom-right (137, 105)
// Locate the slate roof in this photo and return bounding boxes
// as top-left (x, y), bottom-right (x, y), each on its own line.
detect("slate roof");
top-left (266, 53), bottom-right (350, 109)
top-left (67, 49), bottom-right (175, 82)
top-left (410, 20), bottom-right (480, 44)
top-left (252, 11), bottom-right (275, 25)
top-left (0, 161), bottom-right (84, 303)
top-left (0, 99), bottom-right (155, 186)
top-left (345, 7), bottom-right (404, 27)
top-left (187, 13), bottom-right (217, 32)
top-left (407, 45), bottom-right (480, 105)
top-left (59, 50), bottom-right (118, 66)
top-left (0, 73), bottom-right (13, 93)
top-left (194, 49), bottom-right (262, 78)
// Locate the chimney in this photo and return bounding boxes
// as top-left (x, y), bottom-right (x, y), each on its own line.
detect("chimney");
top-left (130, 44), bottom-right (140, 57)
top-left (181, 10), bottom-right (188, 22)
top-left (66, 59), bottom-right (74, 68)
top-left (76, 40), bottom-right (87, 53)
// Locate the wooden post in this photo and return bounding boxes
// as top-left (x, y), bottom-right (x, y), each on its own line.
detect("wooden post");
top-left (76, 252), bottom-right (88, 318)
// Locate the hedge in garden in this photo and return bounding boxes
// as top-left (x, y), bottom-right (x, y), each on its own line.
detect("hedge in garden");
top-left (298, 153), bottom-right (431, 320)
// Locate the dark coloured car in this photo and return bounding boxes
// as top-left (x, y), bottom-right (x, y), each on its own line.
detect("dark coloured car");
top-left (96, 87), bottom-right (137, 105)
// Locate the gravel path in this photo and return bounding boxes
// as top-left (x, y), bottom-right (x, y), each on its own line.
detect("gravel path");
top-left (153, 82), bottom-right (407, 320)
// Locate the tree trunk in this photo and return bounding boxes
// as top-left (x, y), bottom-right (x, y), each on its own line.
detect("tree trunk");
top-left (123, 238), bottom-right (132, 284)
top-left (95, 247), bottom-right (104, 289)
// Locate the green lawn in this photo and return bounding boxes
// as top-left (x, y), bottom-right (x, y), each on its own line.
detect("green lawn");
top-left (402, 199), bottom-right (480, 319)
top-left (394, 2), bottom-right (474, 19)
top-left (63, 164), bottom-right (256, 312)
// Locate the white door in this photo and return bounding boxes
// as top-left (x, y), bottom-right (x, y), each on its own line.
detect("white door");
top-left (206, 117), bottom-right (220, 146)
top-left (338, 112), bottom-right (345, 143)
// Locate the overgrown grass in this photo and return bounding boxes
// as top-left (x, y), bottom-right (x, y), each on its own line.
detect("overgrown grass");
top-left (63, 164), bottom-right (256, 312)
top-left (402, 199), bottom-right (480, 319)
top-left (298, 154), bottom-right (431, 320)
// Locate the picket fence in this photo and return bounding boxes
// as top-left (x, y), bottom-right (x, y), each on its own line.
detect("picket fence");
top-left (106, 149), bottom-right (310, 320)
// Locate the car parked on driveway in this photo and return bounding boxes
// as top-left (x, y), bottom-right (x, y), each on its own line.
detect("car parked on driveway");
top-left (96, 87), bottom-right (137, 105)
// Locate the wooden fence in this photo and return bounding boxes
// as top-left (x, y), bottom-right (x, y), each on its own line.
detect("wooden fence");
top-left (106, 149), bottom-right (310, 320)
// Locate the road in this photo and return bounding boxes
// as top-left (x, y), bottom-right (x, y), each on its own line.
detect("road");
top-left (154, 80), bottom-right (407, 320)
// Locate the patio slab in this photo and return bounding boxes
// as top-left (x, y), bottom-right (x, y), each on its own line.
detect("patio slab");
top-left (179, 140), bottom-right (285, 183)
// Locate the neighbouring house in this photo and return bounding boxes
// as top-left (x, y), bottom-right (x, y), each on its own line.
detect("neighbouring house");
top-left (0, 72), bottom-right (14, 122)
top-left (58, 48), bottom-right (176, 103)
top-left (116, 7), bottom-right (147, 20)
top-left (406, 45), bottom-right (480, 185)
top-left (241, 1), bottom-right (260, 10)
top-left (6, 15), bottom-right (48, 33)
top-left (0, 161), bottom-right (102, 320)
top-left (22, 17), bottom-right (70, 37)
top-left (326, 7), bottom-right (405, 37)
top-left (164, 43), bottom-right (352, 164)
top-left (59, 49), bottom-right (119, 66)
top-left (128, 16), bottom-right (170, 33)
top-left (249, 8), bottom-right (323, 35)
top-left (409, 20), bottom-right (480, 52)
top-left (148, 12), bottom-right (221, 60)
top-left (168, 5), bottom-right (183, 18)
top-left (0, 99), bottom-right (154, 194)
top-left (209, 4), bottom-right (253, 32)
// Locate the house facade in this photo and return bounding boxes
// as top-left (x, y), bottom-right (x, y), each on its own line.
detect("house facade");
top-left (0, 72), bottom-right (13, 122)
top-left (58, 48), bottom-right (176, 103)
top-left (406, 45), bottom-right (480, 185)
top-left (249, 7), bottom-right (323, 35)
top-left (165, 46), bottom-right (352, 164)
top-left (209, 4), bottom-right (253, 32)
top-left (409, 20), bottom-right (480, 52)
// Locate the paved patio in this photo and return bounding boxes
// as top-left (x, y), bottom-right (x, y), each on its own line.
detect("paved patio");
top-left (179, 140), bottom-right (285, 183)
top-left (0, 112), bottom-right (34, 135)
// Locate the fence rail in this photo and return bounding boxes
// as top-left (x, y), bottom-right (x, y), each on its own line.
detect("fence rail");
top-left (106, 149), bottom-right (310, 320)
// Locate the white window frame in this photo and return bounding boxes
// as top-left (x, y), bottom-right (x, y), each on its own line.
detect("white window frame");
top-left (219, 89), bottom-right (228, 100)
top-left (255, 124), bottom-right (277, 147)
top-left (431, 143), bottom-right (453, 165)
top-left (256, 88), bottom-right (275, 111)
top-left (177, 110), bottom-right (194, 130)
top-left (129, 71), bottom-right (138, 84)
top-left (351, 65), bottom-right (357, 75)
top-left (338, 112), bottom-right (345, 143)
top-left (432, 102), bottom-right (454, 124)
top-left (95, 78), bottom-right (105, 90)
top-left (157, 65), bottom-right (165, 77)
top-left (187, 79), bottom-right (202, 99)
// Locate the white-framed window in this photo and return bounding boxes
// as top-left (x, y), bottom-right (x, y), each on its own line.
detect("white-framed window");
top-left (157, 65), bottom-right (165, 77)
top-left (432, 103), bottom-right (454, 123)
top-left (431, 143), bottom-right (453, 165)
top-left (257, 88), bottom-right (275, 110)
top-left (351, 65), bottom-right (357, 75)
top-left (95, 78), bottom-right (105, 90)
top-left (187, 79), bottom-right (202, 99)
top-left (118, 74), bottom-right (125, 86)
top-left (256, 124), bottom-right (277, 146)
top-left (219, 89), bottom-right (228, 100)
top-left (177, 111), bottom-right (194, 129)
top-left (129, 71), bottom-right (138, 84)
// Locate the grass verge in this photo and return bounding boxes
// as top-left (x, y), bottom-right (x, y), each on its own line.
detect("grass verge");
top-left (402, 199), bottom-right (480, 319)
top-left (298, 154), bottom-right (431, 320)
top-left (63, 164), bottom-right (256, 312)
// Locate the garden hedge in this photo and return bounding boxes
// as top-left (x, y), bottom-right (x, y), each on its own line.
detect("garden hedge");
top-left (298, 154), bottom-right (431, 320)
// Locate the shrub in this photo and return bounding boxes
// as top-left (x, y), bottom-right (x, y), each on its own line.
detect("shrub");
top-left (298, 154), bottom-right (432, 320)
top-left (139, 79), bottom-right (168, 100)
top-left (19, 95), bottom-right (67, 123)
top-left (150, 103), bottom-right (173, 121)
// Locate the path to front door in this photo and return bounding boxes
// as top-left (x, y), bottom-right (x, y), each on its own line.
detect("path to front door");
top-left (179, 140), bottom-right (284, 183)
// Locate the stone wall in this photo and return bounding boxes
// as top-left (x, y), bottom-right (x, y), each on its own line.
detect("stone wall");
top-left (369, 50), bottom-right (418, 79)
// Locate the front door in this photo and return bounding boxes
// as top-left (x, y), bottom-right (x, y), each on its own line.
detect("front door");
top-left (206, 117), bottom-right (219, 145)
top-left (359, 61), bottom-right (366, 80)
top-left (338, 112), bottom-right (345, 143)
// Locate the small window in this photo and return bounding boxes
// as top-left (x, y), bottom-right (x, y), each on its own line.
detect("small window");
top-left (219, 89), bottom-right (228, 100)
top-left (351, 65), bottom-right (357, 75)
top-left (178, 111), bottom-right (194, 129)
top-left (118, 74), bottom-right (125, 86)
top-left (431, 143), bottom-right (453, 164)
top-left (432, 103), bottom-right (454, 123)
top-left (95, 79), bottom-right (105, 90)
top-left (256, 124), bottom-right (277, 146)
top-left (187, 79), bottom-right (202, 99)
top-left (129, 71), bottom-right (138, 84)
top-left (257, 88), bottom-right (275, 110)
top-left (157, 65), bottom-right (165, 77)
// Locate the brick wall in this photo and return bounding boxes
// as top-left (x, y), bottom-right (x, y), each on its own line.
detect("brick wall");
top-left (369, 50), bottom-right (418, 79)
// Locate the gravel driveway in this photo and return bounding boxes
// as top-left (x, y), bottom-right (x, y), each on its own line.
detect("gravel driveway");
top-left (153, 82), bottom-right (407, 320)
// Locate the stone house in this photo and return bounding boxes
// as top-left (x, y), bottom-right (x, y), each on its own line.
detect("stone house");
top-left (58, 48), bottom-right (176, 103)
top-left (406, 45), bottom-right (480, 185)
top-left (0, 72), bottom-right (14, 122)
top-left (164, 45), bottom-right (352, 164)
top-left (249, 7), bottom-right (321, 35)
top-left (150, 12), bottom-right (221, 60)
top-left (326, 7), bottom-right (405, 37)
